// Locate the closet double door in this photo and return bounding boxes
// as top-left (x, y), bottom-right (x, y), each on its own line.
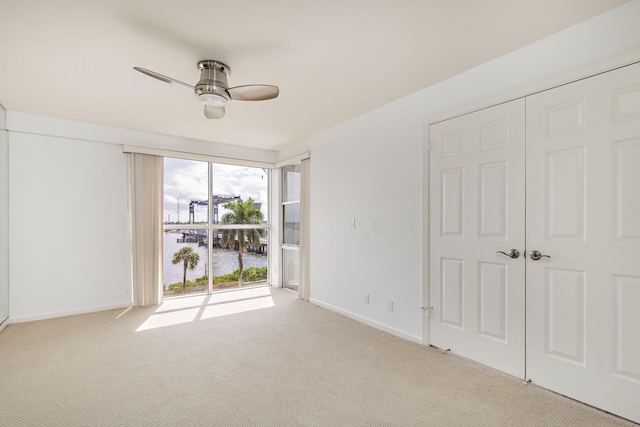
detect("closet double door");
top-left (428, 62), bottom-right (640, 423)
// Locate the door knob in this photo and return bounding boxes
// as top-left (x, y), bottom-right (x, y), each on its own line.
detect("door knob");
top-left (496, 249), bottom-right (520, 259)
top-left (529, 250), bottom-right (551, 261)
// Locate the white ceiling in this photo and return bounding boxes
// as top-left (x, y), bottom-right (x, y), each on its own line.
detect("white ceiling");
top-left (0, 0), bottom-right (630, 151)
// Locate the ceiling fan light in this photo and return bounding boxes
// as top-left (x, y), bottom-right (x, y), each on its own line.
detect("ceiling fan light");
top-left (197, 92), bottom-right (229, 107)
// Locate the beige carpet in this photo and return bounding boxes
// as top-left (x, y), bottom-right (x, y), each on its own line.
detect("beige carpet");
top-left (0, 286), bottom-right (635, 426)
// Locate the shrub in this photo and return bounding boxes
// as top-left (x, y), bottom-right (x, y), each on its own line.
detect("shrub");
top-left (241, 266), bottom-right (268, 282)
top-left (165, 266), bottom-right (267, 289)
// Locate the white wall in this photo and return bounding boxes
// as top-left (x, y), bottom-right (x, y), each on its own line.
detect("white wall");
top-left (308, 0), bottom-right (640, 342)
top-left (9, 133), bottom-right (131, 321)
top-left (7, 112), bottom-right (278, 164)
top-left (7, 113), bottom-right (277, 321)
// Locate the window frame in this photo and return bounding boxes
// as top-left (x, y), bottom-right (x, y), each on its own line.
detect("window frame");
top-left (162, 159), bottom-right (271, 296)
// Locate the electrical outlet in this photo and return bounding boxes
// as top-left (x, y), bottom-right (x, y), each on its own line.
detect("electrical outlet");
top-left (364, 293), bottom-right (370, 304)
top-left (387, 301), bottom-right (394, 312)
top-left (350, 218), bottom-right (356, 229)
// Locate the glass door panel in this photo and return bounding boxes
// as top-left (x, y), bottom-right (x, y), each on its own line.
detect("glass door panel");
top-left (163, 229), bottom-right (209, 297)
top-left (282, 248), bottom-right (299, 292)
top-left (211, 228), bottom-right (268, 289)
top-left (283, 204), bottom-right (300, 245)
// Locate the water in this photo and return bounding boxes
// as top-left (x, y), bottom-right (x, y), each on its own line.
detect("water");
top-left (163, 232), bottom-right (267, 286)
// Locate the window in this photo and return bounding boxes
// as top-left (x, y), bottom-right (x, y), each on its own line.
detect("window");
top-left (163, 159), bottom-right (269, 297)
top-left (281, 162), bottom-right (301, 291)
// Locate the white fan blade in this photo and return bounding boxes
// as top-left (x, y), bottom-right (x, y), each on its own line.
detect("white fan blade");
top-left (228, 85), bottom-right (279, 101)
top-left (204, 105), bottom-right (225, 119)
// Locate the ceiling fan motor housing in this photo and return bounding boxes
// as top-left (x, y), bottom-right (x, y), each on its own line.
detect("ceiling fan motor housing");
top-left (195, 60), bottom-right (231, 106)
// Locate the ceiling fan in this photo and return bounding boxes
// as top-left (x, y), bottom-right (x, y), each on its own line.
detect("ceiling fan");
top-left (133, 60), bottom-right (279, 119)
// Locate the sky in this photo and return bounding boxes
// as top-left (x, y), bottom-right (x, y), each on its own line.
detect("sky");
top-left (163, 158), bottom-right (269, 224)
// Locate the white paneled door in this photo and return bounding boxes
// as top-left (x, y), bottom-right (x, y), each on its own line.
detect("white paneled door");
top-left (429, 99), bottom-right (526, 378)
top-left (525, 62), bottom-right (640, 422)
top-left (428, 62), bottom-right (640, 423)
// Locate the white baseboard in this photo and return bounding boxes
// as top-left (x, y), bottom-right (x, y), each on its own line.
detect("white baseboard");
top-left (309, 298), bottom-right (423, 345)
top-left (9, 301), bottom-right (132, 323)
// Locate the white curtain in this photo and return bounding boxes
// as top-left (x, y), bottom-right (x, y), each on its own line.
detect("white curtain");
top-left (298, 158), bottom-right (311, 301)
top-left (130, 153), bottom-right (163, 306)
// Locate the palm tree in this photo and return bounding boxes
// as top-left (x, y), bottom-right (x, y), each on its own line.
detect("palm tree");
top-left (220, 197), bottom-right (264, 287)
top-left (171, 246), bottom-right (200, 291)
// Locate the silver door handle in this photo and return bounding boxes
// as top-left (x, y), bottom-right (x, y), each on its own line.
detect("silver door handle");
top-left (496, 249), bottom-right (520, 259)
top-left (529, 250), bottom-right (551, 261)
